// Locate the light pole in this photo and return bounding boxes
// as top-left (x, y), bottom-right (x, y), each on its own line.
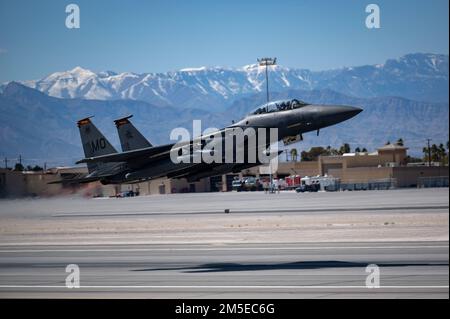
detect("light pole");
top-left (257, 57), bottom-right (277, 108)
top-left (257, 57), bottom-right (277, 192)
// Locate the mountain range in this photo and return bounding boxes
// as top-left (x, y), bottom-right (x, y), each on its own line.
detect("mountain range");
top-left (0, 81), bottom-right (447, 166)
top-left (0, 53), bottom-right (448, 166)
top-left (9, 53), bottom-right (449, 112)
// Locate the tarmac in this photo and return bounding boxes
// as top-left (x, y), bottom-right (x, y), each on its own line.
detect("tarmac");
top-left (0, 188), bottom-right (448, 298)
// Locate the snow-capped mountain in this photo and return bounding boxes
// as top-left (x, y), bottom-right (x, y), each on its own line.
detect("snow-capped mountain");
top-left (18, 53), bottom-right (449, 111)
top-left (1, 82), bottom-right (448, 165)
top-left (20, 64), bottom-right (315, 111)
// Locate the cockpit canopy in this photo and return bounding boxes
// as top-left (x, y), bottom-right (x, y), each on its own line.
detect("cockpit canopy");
top-left (250, 99), bottom-right (309, 115)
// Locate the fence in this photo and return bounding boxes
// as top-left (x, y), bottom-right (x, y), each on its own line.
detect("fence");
top-left (417, 176), bottom-right (449, 188)
top-left (327, 178), bottom-right (397, 191)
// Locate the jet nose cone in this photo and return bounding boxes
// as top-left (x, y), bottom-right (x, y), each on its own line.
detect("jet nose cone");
top-left (331, 105), bottom-right (363, 123)
top-left (337, 105), bottom-right (363, 119)
top-left (318, 105), bottom-right (363, 127)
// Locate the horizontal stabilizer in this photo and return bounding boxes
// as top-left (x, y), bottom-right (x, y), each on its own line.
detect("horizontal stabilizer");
top-left (76, 143), bottom-right (174, 164)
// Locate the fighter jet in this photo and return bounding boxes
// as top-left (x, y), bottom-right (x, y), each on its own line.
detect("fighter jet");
top-left (67, 99), bottom-right (361, 185)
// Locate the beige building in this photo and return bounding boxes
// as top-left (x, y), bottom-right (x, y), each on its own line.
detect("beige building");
top-left (317, 144), bottom-right (448, 187)
top-left (0, 168), bottom-right (27, 197)
top-left (243, 161), bottom-right (320, 179)
top-left (1, 143), bottom-right (448, 197)
top-left (0, 166), bottom-right (212, 198)
top-left (0, 167), bottom-right (101, 198)
top-left (319, 143), bottom-right (408, 176)
top-left (242, 143), bottom-right (448, 189)
top-left (117, 177), bottom-right (211, 196)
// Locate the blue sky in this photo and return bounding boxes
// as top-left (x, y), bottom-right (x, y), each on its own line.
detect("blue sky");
top-left (0, 0), bottom-right (448, 82)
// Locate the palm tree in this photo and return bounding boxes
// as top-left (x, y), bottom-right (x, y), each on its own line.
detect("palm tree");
top-left (438, 144), bottom-right (447, 164)
top-left (428, 144), bottom-right (447, 163)
top-left (339, 143), bottom-right (351, 154)
top-left (290, 148), bottom-right (298, 162)
top-left (422, 146), bottom-right (430, 163)
top-left (14, 163), bottom-right (24, 171)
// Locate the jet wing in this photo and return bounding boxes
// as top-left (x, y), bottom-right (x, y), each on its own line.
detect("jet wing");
top-left (47, 176), bottom-right (102, 185)
top-left (76, 143), bottom-right (175, 164)
top-left (47, 168), bottom-right (120, 184)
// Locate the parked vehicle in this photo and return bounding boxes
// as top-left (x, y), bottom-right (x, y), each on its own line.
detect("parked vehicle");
top-left (115, 190), bottom-right (139, 197)
top-left (295, 175), bottom-right (335, 192)
top-left (295, 182), bottom-right (320, 193)
top-left (285, 175), bottom-right (302, 189)
top-left (232, 179), bottom-right (244, 192)
top-left (232, 176), bottom-right (263, 191)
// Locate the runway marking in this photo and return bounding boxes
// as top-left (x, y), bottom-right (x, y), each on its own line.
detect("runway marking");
top-left (51, 205), bottom-right (450, 218)
top-left (0, 245), bottom-right (448, 253)
top-left (0, 285), bottom-right (448, 289)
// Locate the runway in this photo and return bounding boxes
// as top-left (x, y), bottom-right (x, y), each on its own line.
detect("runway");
top-left (0, 241), bottom-right (448, 298)
top-left (0, 188), bottom-right (448, 298)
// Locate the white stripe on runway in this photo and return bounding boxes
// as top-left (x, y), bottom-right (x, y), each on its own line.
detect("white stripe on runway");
top-left (0, 285), bottom-right (448, 289)
top-left (0, 245), bottom-right (448, 253)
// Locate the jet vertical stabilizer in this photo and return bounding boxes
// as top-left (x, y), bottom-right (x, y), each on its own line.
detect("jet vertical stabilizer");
top-left (114, 115), bottom-right (152, 152)
top-left (77, 116), bottom-right (118, 173)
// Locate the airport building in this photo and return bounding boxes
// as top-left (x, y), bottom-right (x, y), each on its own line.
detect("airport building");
top-left (0, 143), bottom-right (448, 198)
top-left (243, 143), bottom-right (448, 189)
top-left (0, 166), bottom-right (212, 198)
top-left (0, 166), bottom-right (96, 198)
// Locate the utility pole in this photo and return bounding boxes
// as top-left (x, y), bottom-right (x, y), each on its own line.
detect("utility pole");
top-left (427, 138), bottom-right (432, 167)
top-left (257, 57), bottom-right (277, 193)
top-left (4, 157), bottom-right (8, 169)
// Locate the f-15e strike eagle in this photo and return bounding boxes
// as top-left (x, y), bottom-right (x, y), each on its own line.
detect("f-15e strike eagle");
top-left (53, 99), bottom-right (361, 185)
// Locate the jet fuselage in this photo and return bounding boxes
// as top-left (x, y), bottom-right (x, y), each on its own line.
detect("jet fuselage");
top-left (119, 100), bottom-right (362, 183)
